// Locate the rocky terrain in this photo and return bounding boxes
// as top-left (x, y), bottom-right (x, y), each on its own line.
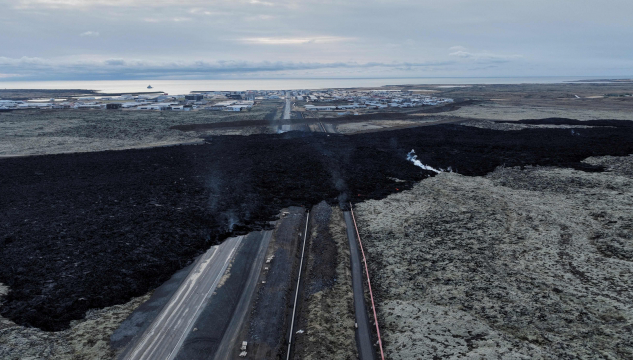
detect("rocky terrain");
top-left (355, 156), bottom-right (633, 359)
top-left (0, 291), bottom-right (151, 359)
top-left (407, 82), bottom-right (633, 123)
top-left (2, 120), bottom-right (633, 332)
top-left (445, 102), bottom-right (633, 121)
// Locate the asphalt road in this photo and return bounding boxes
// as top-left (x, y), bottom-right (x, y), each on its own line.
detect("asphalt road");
top-left (315, 122), bottom-right (337, 133)
top-left (120, 236), bottom-right (243, 360)
top-left (344, 211), bottom-right (377, 360)
top-left (279, 97), bottom-right (309, 132)
top-left (244, 207), bottom-right (307, 359)
top-left (212, 231), bottom-right (273, 359)
top-left (279, 98), bottom-right (310, 132)
top-left (285, 211), bottom-right (310, 360)
top-left (283, 97), bottom-right (292, 120)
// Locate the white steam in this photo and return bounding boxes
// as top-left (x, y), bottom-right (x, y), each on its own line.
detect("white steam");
top-left (407, 150), bottom-right (441, 173)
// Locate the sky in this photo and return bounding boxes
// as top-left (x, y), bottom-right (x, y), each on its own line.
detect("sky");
top-left (1, 0), bottom-right (632, 80)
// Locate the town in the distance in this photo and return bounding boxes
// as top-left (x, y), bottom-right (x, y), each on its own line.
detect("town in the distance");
top-left (0, 88), bottom-right (453, 113)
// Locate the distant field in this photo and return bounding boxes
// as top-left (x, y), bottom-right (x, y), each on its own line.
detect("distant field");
top-left (0, 100), bottom-right (283, 156)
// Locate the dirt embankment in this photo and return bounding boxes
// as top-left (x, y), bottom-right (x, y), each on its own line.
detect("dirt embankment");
top-left (354, 156), bottom-right (633, 359)
top-left (294, 203), bottom-right (357, 359)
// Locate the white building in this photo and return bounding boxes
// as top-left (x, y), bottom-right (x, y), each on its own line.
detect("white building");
top-left (224, 105), bottom-right (250, 111)
top-left (304, 105), bottom-right (336, 111)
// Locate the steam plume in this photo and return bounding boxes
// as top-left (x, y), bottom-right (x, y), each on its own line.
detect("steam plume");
top-left (406, 150), bottom-right (441, 173)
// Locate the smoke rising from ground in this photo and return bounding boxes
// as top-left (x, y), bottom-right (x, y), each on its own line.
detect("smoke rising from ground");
top-left (407, 150), bottom-right (441, 173)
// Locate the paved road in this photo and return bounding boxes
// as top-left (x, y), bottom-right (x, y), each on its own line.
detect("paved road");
top-left (213, 231), bottom-right (273, 359)
top-left (280, 97), bottom-right (312, 132)
top-left (285, 211), bottom-right (310, 360)
top-left (316, 122), bottom-right (337, 133)
top-left (121, 236), bottom-right (243, 360)
top-left (323, 123), bottom-right (337, 133)
top-left (283, 96), bottom-right (291, 120)
top-left (343, 211), bottom-right (377, 360)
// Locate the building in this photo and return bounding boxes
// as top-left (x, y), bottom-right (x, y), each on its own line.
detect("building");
top-left (224, 105), bottom-right (250, 111)
top-left (75, 104), bottom-right (103, 109)
top-left (106, 103), bottom-right (122, 110)
top-left (0, 100), bottom-right (24, 107)
top-left (304, 105), bottom-right (336, 111)
top-left (18, 103), bottom-right (53, 108)
top-left (185, 94), bottom-right (204, 101)
top-left (137, 104), bottom-right (170, 110)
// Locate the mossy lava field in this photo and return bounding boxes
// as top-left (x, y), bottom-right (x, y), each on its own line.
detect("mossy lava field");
top-left (1, 119), bottom-right (632, 331)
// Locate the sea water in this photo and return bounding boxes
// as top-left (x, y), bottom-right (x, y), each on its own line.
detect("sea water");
top-left (0, 77), bottom-right (620, 95)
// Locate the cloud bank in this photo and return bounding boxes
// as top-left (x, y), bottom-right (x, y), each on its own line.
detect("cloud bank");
top-left (0, 56), bottom-right (460, 80)
top-left (1, 0), bottom-right (633, 80)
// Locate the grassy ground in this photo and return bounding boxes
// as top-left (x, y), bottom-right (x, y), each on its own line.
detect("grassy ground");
top-left (0, 100), bottom-right (282, 156)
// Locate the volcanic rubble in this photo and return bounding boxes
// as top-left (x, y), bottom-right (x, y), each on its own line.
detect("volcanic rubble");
top-left (0, 119), bottom-right (632, 332)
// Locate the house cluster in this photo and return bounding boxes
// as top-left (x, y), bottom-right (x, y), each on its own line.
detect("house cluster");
top-left (298, 89), bottom-right (453, 111)
top-left (0, 91), bottom-right (260, 112)
top-left (0, 88), bottom-right (453, 113)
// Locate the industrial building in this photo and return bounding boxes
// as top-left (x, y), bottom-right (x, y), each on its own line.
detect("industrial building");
top-left (185, 94), bottom-right (204, 101)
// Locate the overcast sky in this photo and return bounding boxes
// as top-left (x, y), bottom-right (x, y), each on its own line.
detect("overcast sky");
top-left (1, 0), bottom-right (632, 80)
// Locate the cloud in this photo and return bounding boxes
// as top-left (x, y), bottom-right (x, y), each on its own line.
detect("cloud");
top-left (143, 17), bottom-right (192, 23)
top-left (449, 48), bottom-right (523, 63)
top-left (6, 0), bottom-right (633, 79)
top-left (0, 73), bottom-right (19, 78)
top-left (239, 36), bottom-right (351, 45)
top-left (244, 14), bottom-right (275, 21)
top-left (0, 56), bottom-right (48, 66)
top-left (15, 0), bottom-right (294, 9)
top-left (80, 31), bottom-right (99, 37)
top-left (0, 56), bottom-right (457, 80)
top-left (249, 0), bottom-right (275, 6)
top-left (104, 59), bottom-right (126, 66)
top-left (188, 8), bottom-right (221, 15)
top-left (17, 0), bottom-right (172, 8)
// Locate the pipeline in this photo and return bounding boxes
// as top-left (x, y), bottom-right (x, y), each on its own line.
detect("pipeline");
top-left (349, 203), bottom-right (385, 360)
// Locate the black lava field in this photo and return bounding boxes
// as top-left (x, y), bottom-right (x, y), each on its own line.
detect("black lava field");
top-left (1, 119), bottom-right (632, 331)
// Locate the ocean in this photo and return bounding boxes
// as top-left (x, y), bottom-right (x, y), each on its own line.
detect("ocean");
top-left (0, 77), bottom-right (621, 95)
